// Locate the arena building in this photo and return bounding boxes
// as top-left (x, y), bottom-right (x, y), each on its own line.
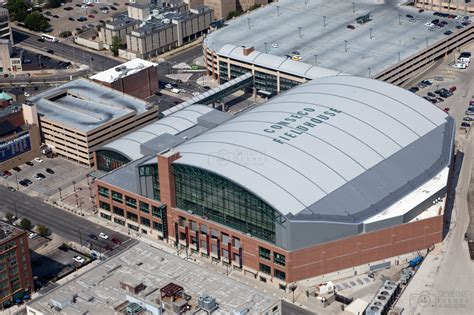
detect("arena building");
top-left (203, 0), bottom-right (474, 91)
top-left (94, 76), bottom-right (454, 285)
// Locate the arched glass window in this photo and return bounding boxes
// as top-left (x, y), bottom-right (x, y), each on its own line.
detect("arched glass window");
top-left (172, 164), bottom-right (281, 243)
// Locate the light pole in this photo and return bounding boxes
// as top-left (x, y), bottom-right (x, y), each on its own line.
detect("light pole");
top-left (344, 40), bottom-right (348, 52)
top-left (276, 5), bottom-right (280, 16)
top-left (14, 173), bottom-right (19, 190)
top-left (314, 54), bottom-right (318, 65)
top-left (58, 187), bottom-right (62, 200)
top-left (323, 16), bottom-right (327, 27)
top-left (264, 42), bottom-right (267, 53)
top-left (247, 18), bottom-right (251, 29)
top-left (368, 67), bottom-right (371, 78)
top-left (398, 14), bottom-right (402, 25)
top-left (352, 2), bottom-right (356, 13)
top-left (369, 28), bottom-right (373, 40)
top-left (398, 52), bottom-right (401, 62)
top-left (289, 283), bottom-right (297, 303)
top-left (298, 26), bottom-right (302, 38)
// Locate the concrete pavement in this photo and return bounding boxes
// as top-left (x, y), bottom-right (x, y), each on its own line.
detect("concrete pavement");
top-left (396, 101), bottom-right (474, 314)
top-left (0, 185), bottom-right (130, 255)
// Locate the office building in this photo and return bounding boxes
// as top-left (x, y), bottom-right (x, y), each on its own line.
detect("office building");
top-left (26, 79), bottom-right (158, 166)
top-left (0, 222), bottom-right (34, 309)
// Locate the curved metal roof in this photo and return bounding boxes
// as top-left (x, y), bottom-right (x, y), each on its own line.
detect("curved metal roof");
top-left (99, 105), bottom-right (213, 160)
top-left (218, 44), bottom-right (344, 79)
top-left (174, 76), bottom-right (451, 218)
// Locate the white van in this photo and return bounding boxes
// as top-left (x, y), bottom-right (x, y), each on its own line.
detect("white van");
top-left (171, 88), bottom-right (181, 94)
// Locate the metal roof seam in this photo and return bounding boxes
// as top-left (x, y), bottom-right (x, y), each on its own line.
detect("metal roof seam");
top-left (175, 151), bottom-right (310, 213)
top-left (218, 119), bottom-right (368, 171)
top-left (183, 139), bottom-right (330, 194)
top-left (244, 108), bottom-right (391, 159)
top-left (194, 128), bottom-right (350, 182)
top-left (283, 91), bottom-right (422, 138)
top-left (306, 81), bottom-right (440, 126)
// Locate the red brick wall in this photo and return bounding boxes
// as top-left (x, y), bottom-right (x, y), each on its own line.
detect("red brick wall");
top-left (92, 66), bottom-right (158, 99)
top-left (287, 215), bottom-right (443, 282)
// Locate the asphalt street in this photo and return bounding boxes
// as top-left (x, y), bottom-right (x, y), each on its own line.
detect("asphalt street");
top-left (0, 185), bottom-right (132, 255)
top-left (12, 28), bottom-right (120, 71)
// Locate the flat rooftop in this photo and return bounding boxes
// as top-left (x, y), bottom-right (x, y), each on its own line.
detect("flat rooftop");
top-left (27, 242), bottom-right (279, 314)
top-left (0, 221), bottom-right (23, 242)
top-left (90, 58), bottom-right (157, 83)
top-left (205, 0), bottom-right (460, 76)
top-left (28, 78), bottom-right (152, 133)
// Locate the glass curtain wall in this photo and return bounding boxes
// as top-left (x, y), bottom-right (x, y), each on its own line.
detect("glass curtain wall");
top-left (172, 164), bottom-right (282, 243)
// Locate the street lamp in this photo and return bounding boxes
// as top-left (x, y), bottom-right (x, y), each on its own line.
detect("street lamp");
top-left (314, 54), bottom-right (318, 65)
top-left (368, 67), bottom-right (371, 78)
top-left (58, 187), bottom-right (62, 200)
top-left (369, 28), bottom-right (373, 40)
top-left (289, 283), bottom-right (297, 303)
top-left (352, 2), bottom-right (356, 13)
top-left (344, 40), bottom-right (348, 52)
top-left (323, 16), bottom-right (327, 28)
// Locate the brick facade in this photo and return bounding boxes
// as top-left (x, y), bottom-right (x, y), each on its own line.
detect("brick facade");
top-left (94, 153), bottom-right (446, 285)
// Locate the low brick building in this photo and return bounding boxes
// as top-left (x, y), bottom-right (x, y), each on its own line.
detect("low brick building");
top-left (90, 59), bottom-right (159, 100)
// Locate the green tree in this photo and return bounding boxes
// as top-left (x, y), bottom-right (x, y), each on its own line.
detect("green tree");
top-left (24, 12), bottom-right (50, 32)
top-left (226, 11), bottom-right (241, 20)
top-left (20, 218), bottom-right (31, 230)
top-left (110, 36), bottom-right (122, 57)
top-left (59, 30), bottom-right (72, 38)
top-left (37, 224), bottom-right (49, 237)
top-left (5, 212), bottom-right (15, 224)
top-left (6, 0), bottom-right (30, 22)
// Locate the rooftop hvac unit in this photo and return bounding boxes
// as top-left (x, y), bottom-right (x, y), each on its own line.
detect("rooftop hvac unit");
top-left (198, 294), bottom-right (217, 312)
top-left (163, 18), bottom-right (171, 24)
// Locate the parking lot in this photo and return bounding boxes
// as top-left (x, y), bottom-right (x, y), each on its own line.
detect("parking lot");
top-left (28, 235), bottom-right (91, 288)
top-left (40, 0), bottom-right (129, 38)
top-left (405, 43), bottom-right (474, 133)
top-left (0, 156), bottom-right (90, 198)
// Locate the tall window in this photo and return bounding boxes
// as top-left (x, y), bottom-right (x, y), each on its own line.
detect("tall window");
top-left (139, 201), bottom-right (150, 214)
top-left (98, 186), bottom-right (109, 198)
top-left (96, 150), bottom-right (131, 172)
top-left (125, 196), bottom-right (137, 208)
top-left (173, 165), bottom-right (280, 243)
top-left (259, 247), bottom-right (271, 260)
top-left (99, 201), bottom-right (110, 211)
top-left (259, 263), bottom-right (271, 275)
top-left (274, 252), bottom-right (286, 267)
top-left (112, 191), bottom-right (123, 203)
top-left (138, 164), bottom-right (160, 201)
top-left (274, 269), bottom-right (286, 281)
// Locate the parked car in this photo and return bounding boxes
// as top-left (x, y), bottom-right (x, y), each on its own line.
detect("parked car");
top-left (36, 173), bottom-right (46, 179)
top-left (8, 186), bottom-right (16, 192)
top-left (89, 234), bottom-right (98, 240)
top-left (463, 117), bottom-right (474, 121)
top-left (29, 233), bottom-right (37, 239)
top-left (427, 92), bottom-right (436, 97)
top-left (99, 232), bottom-right (109, 240)
top-left (347, 25), bottom-right (355, 30)
top-left (111, 237), bottom-right (122, 245)
top-left (449, 86), bottom-right (457, 93)
top-left (34, 157), bottom-right (43, 163)
top-left (19, 180), bottom-right (28, 187)
top-left (45, 168), bottom-right (55, 174)
top-left (88, 14), bottom-right (95, 18)
top-left (3, 170), bottom-right (12, 177)
top-left (73, 256), bottom-right (85, 264)
top-left (69, 17), bottom-right (75, 21)
top-left (46, 49), bottom-right (54, 54)
top-left (26, 161), bottom-right (34, 166)
top-left (13, 167), bottom-right (21, 172)
top-left (461, 122), bottom-right (471, 128)
top-left (443, 107), bottom-right (450, 112)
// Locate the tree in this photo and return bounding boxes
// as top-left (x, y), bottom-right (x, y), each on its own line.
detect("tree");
top-left (59, 31), bottom-right (72, 38)
top-left (24, 12), bottom-right (50, 32)
top-left (5, 212), bottom-right (15, 224)
top-left (226, 11), bottom-right (242, 20)
top-left (6, 0), bottom-right (30, 22)
top-left (37, 224), bottom-right (49, 237)
top-left (110, 36), bottom-right (122, 57)
top-left (20, 218), bottom-right (31, 230)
